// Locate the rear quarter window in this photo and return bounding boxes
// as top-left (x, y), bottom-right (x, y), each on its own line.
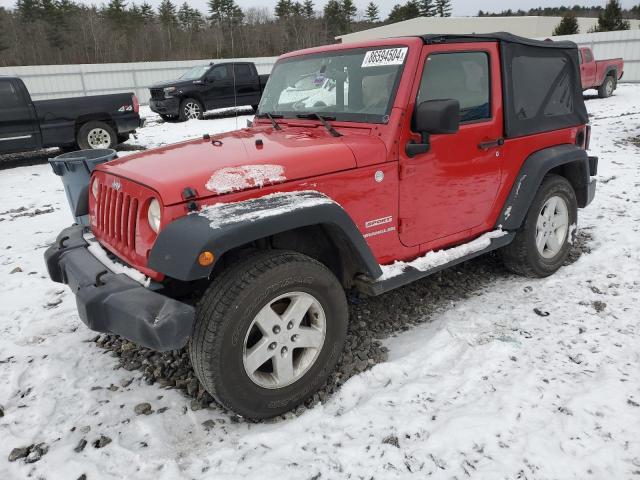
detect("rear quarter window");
top-left (0, 80), bottom-right (23, 108)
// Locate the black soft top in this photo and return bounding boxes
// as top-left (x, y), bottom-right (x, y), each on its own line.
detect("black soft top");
top-left (417, 32), bottom-right (588, 138)
top-left (420, 31), bottom-right (576, 49)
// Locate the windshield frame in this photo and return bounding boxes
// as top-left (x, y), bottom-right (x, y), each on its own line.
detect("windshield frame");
top-left (258, 45), bottom-right (410, 125)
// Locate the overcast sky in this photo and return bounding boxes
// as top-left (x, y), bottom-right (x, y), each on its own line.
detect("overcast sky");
top-left (0, 0), bottom-right (638, 18)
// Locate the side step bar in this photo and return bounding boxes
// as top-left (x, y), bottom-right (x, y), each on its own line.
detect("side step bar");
top-left (354, 232), bottom-right (515, 296)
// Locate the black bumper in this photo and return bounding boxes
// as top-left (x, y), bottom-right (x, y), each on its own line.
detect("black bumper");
top-left (44, 225), bottom-right (194, 351)
top-left (149, 97), bottom-right (180, 116)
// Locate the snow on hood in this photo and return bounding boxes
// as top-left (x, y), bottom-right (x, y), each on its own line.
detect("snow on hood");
top-left (205, 164), bottom-right (286, 195)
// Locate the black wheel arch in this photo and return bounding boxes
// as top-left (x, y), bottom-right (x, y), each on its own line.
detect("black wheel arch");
top-left (148, 191), bottom-right (382, 286)
top-left (496, 144), bottom-right (593, 230)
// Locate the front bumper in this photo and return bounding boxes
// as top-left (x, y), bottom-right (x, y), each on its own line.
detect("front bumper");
top-left (149, 97), bottom-right (180, 116)
top-left (44, 225), bottom-right (194, 351)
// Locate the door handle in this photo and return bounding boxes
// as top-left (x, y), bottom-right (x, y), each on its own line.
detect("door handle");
top-left (478, 138), bottom-right (504, 150)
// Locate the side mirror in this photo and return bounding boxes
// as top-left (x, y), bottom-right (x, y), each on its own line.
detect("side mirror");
top-left (406, 99), bottom-right (460, 157)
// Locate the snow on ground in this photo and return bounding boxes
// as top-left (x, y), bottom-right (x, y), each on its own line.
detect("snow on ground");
top-left (1, 89), bottom-right (639, 479)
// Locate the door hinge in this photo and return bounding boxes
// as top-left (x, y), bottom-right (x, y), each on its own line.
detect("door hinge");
top-left (399, 163), bottom-right (417, 180)
top-left (398, 218), bottom-right (414, 234)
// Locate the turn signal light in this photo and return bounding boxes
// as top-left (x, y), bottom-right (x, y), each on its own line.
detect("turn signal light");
top-left (198, 251), bottom-right (215, 266)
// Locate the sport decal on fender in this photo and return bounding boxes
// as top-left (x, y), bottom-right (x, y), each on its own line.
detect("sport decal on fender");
top-left (361, 47), bottom-right (408, 68)
top-left (365, 216), bottom-right (393, 229)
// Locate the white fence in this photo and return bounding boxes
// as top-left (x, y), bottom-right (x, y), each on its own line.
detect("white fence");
top-left (1, 28), bottom-right (639, 104)
top-left (552, 29), bottom-right (640, 83)
top-left (0, 57), bottom-right (278, 104)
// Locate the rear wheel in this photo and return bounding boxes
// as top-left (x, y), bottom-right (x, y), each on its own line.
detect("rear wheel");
top-left (77, 121), bottom-right (116, 150)
top-left (598, 75), bottom-right (615, 98)
top-left (500, 174), bottom-right (577, 278)
top-left (179, 98), bottom-right (204, 121)
top-left (189, 250), bottom-right (348, 419)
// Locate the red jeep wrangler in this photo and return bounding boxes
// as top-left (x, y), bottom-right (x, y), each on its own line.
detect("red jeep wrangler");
top-left (46, 33), bottom-right (597, 419)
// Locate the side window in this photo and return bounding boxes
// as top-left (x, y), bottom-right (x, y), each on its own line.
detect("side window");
top-left (233, 64), bottom-right (253, 81)
top-left (417, 51), bottom-right (490, 123)
top-left (0, 80), bottom-right (23, 108)
top-left (512, 56), bottom-right (572, 118)
top-left (208, 65), bottom-right (229, 81)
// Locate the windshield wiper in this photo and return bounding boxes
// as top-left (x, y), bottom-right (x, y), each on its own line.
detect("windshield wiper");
top-left (255, 112), bottom-right (282, 130)
top-left (296, 112), bottom-right (341, 137)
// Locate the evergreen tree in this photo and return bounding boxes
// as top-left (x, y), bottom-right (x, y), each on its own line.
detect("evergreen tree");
top-left (553, 12), bottom-right (579, 36)
top-left (158, 0), bottom-right (177, 27)
top-left (208, 0), bottom-right (243, 24)
top-left (0, 7), bottom-right (7, 56)
top-left (275, 0), bottom-right (292, 19)
top-left (178, 3), bottom-right (204, 31)
top-left (365, 2), bottom-right (379, 22)
top-left (435, 0), bottom-right (451, 17)
top-left (104, 0), bottom-right (128, 26)
top-left (595, 0), bottom-right (630, 31)
top-left (341, 0), bottom-right (356, 25)
top-left (15, 0), bottom-right (41, 23)
top-left (387, 1), bottom-right (420, 23)
top-left (324, 0), bottom-right (343, 36)
top-left (302, 0), bottom-right (314, 18)
top-left (418, 0), bottom-right (435, 17)
top-left (139, 2), bottom-right (156, 23)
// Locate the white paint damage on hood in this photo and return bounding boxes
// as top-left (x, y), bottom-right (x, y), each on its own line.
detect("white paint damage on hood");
top-left (205, 165), bottom-right (286, 194)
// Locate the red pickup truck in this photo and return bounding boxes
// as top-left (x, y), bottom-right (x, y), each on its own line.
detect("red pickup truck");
top-left (46, 33), bottom-right (597, 419)
top-left (579, 46), bottom-right (624, 97)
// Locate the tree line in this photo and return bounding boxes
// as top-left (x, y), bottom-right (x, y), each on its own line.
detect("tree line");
top-left (0, 0), bottom-right (453, 66)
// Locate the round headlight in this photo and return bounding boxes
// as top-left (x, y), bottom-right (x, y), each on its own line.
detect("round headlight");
top-left (147, 199), bottom-right (161, 233)
top-left (91, 178), bottom-right (99, 199)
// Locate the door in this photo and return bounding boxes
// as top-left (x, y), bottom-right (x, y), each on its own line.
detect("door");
top-left (398, 44), bottom-right (503, 248)
top-left (232, 63), bottom-right (260, 107)
top-left (0, 79), bottom-right (40, 154)
top-left (580, 48), bottom-right (596, 88)
top-left (203, 64), bottom-right (234, 109)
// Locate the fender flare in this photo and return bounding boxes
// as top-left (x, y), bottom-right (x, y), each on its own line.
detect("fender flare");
top-left (496, 144), bottom-right (590, 230)
top-left (148, 191), bottom-right (382, 281)
top-left (603, 66), bottom-right (618, 82)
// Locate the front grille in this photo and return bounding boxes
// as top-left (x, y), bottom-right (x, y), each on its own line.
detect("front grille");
top-left (95, 183), bottom-right (139, 253)
top-left (150, 88), bottom-right (164, 100)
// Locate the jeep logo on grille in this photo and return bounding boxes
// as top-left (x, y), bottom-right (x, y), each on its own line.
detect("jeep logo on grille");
top-left (112, 180), bottom-right (122, 191)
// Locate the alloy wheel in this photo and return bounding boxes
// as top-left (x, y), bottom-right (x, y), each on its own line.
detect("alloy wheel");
top-left (184, 102), bottom-right (201, 120)
top-left (535, 195), bottom-right (569, 259)
top-left (242, 291), bottom-right (327, 389)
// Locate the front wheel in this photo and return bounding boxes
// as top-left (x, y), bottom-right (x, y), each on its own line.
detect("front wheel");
top-left (77, 121), bottom-right (116, 150)
top-left (179, 98), bottom-right (204, 121)
top-left (500, 174), bottom-right (577, 278)
top-left (189, 250), bottom-right (348, 419)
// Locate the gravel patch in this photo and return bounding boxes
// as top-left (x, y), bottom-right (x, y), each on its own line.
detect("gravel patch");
top-left (93, 232), bottom-right (592, 420)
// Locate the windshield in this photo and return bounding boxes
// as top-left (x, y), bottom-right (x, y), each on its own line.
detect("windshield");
top-left (258, 46), bottom-right (408, 124)
top-left (180, 65), bottom-right (210, 81)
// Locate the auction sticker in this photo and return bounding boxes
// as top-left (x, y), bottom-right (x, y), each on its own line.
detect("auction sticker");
top-left (361, 47), bottom-right (408, 68)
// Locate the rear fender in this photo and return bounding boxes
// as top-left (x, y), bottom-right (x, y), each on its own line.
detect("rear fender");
top-left (496, 144), bottom-right (591, 230)
top-left (147, 191), bottom-right (382, 282)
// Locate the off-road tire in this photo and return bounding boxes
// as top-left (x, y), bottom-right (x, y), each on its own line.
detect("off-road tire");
top-left (189, 250), bottom-right (348, 419)
top-left (598, 75), bottom-right (615, 98)
top-left (179, 98), bottom-right (204, 121)
top-left (77, 121), bottom-right (116, 150)
top-left (500, 174), bottom-right (577, 278)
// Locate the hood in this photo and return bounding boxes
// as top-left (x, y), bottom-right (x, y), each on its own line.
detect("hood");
top-left (150, 79), bottom-right (195, 89)
top-left (97, 126), bottom-right (359, 205)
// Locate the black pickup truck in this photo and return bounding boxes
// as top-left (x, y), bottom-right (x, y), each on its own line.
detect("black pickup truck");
top-left (0, 76), bottom-right (142, 155)
top-left (149, 62), bottom-right (269, 121)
